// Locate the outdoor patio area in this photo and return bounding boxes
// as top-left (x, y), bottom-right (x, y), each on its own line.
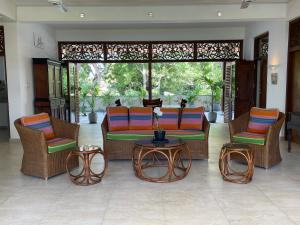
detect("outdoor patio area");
top-left (1, 123), bottom-right (300, 225)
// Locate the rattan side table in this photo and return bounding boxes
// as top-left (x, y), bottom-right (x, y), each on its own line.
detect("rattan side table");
top-left (132, 138), bottom-right (192, 183)
top-left (219, 143), bottom-right (254, 184)
top-left (66, 145), bottom-right (107, 186)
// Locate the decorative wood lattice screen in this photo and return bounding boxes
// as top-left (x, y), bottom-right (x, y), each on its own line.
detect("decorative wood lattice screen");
top-left (58, 40), bottom-right (243, 63)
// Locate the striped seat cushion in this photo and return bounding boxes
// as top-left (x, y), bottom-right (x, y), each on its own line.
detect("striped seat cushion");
top-left (180, 107), bottom-right (205, 130)
top-left (247, 107), bottom-right (279, 134)
top-left (154, 108), bottom-right (179, 130)
top-left (47, 137), bottom-right (77, 154)
top-left (107, 107), bottom-right (129, 131)
top-left (21, 113), bottom-right (55, 140)
top-left (232, 132), bottom-right (266, 145)
top-left (129, 107), bottom-right (153, 130)
top-left (107, 130), bottom-right (205, 141)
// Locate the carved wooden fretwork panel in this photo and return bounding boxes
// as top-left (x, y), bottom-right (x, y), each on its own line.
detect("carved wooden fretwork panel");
top-left (197, 42), bottom-right (241, 60)
top-left (152, 43), bottom-right (194, 61)
top-left (60, 43), bottom-right (104, 61)
top-left (59, 40), bottom-right (242, 62)
top-left (289, 19), bottom-right (300, 50)
top-left (106, 43), bottom-right (149, 61)
top-left (0, 26), bottom-right (5, 56)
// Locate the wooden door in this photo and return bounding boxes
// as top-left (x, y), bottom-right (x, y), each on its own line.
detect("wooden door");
top-left (223, 62), bottom-right (235, 122)
top-left (235, 60), bottom-right (256, 118)
top-left (68, 63), bottom-right (80, 123)
top-left (259, 58), bottom-right (268, 108)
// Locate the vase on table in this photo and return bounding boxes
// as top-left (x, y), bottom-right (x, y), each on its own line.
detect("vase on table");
top-left (154, 130), bottom-right (166, 141)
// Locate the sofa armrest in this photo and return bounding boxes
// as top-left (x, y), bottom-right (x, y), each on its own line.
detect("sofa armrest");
top-left (14, 119), bottom-right (48, 157)
top-left (51, 117), bottom-right (80, 142)
top-left (101, 115), bottom-right (109, 140)
top-left (266, 112), bottom-right (285, 147)
top-left (229, 112), bottom-right (249, 137)
top-left (203, 115), bottom-right (210, 141)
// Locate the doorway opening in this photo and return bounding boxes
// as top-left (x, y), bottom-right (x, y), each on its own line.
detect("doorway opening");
top-left (254, 32), bottom-right (269, 108)
top-left (65, 62), bottom-right (226, 124)
top-left (0, 26), bottom-right (10, 142)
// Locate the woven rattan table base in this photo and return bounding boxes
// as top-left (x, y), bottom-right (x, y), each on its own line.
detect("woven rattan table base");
top-left (66, 148), bottom-right (107, 186)
top-left (219, 143), bottom-right (254, 184)
top-left (132, 139), bottom-right (192, 183)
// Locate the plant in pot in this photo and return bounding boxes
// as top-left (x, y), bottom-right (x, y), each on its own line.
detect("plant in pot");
top-left (80, 82), bottom-right (92, 116)
top-left (186, 91), bottom-right (198, 107)
top-left (87, 83), bottom-right (100, 124)
top-left (201, 76), bottom-right (224, 123)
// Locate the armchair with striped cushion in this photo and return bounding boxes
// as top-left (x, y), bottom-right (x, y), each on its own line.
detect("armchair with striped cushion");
top-left (14, 113), bottom-right (79, 180)
top-left (229, 107), bottom-right (285, 169)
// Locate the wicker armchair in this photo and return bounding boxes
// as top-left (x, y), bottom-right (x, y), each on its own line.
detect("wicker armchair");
top-left (229, 112), bottom-right (285, 169)
top-left (14, 117), bottom-right (79, 180)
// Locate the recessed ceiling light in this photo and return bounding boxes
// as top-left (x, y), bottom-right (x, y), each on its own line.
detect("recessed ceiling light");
top-left (147, 12), bottom-right (153, 17)
top-left (217, 10), bottom-right (222, 17)
top-left (80, 13), bottom-right (85, 18)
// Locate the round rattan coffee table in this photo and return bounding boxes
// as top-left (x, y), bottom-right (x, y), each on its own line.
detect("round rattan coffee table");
top-left (66, 145), bottom-right (107, 186)
top-left (219, 143), bottom-right (254, 184)
top-left (132, 138), bottom-right (192, 183)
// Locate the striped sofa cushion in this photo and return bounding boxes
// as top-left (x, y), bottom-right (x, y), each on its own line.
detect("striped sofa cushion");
top-left (180, 107), bottom-right (205, 130)
top-left (232, 132), bottom-right (266, 145)
top-left (107, 107), bottom-right (129, 131)
top-left (129, 107), bottom-right (153, 130)
top-left (47, 138), bottom-right (77, 153)
top-left (155, 108), bottom-right (179, 130)
top-left (21, 113), bottom-right (55, 140)
top-left (247, 107), bottom-right (279, 134)
top-left (107, 130), bottom-right (205, 141)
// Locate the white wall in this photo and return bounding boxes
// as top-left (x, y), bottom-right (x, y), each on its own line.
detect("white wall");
top-left (288, 0), bottom-right (300, 20)
top-left (56, 26), bottom-right (245, 41)
top-left (244, 21), bottom-right (289, 116)
top-left (1, 22), bottom-right (57, 139)
top-left (0, 0), bottom-right (16, 20)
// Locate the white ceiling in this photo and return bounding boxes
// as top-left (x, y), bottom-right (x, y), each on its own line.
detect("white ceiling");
top-left (15, 0), bottom-right (289, 7)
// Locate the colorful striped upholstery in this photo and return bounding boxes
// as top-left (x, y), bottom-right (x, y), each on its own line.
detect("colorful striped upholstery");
top-left (155, 108), bottom-right (179, 130)
top-left (232, 132), bottom-right (266, 145)
top-left (47, 138), bottom-right (77, 154)
top-left (247, 107), bottom-right (279, 134)
top-left (107, 130), bottom-right (205, 141)
top-left (180, 107), bottom-right (205, 130)
top-left (129, 107), bottom-right (153, 130)
top-left (21, 113), bottom-right (55, 140)
top-left (107, 106), bottom-right (129, 131)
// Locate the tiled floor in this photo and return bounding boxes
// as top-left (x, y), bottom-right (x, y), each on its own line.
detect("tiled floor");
top-left (1, 123), bottom-right (300, 225)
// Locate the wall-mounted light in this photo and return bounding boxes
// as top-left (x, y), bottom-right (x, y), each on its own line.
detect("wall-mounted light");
top-left (217, 10), bottom-right (222, 17)
top-left (269, 64), bottom-right (280, 85)
top-left (80, 13), bottom-right (86, 18)
top-left (147, 12), bottom-right (153, 17)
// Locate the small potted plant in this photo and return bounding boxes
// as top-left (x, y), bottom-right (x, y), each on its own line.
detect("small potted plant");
top-left (87, 83), bottom-right (100, 124)
top-left (201, 76), bottom-right (224, 123)
top-left (153, 107), bottom-right (165, 141)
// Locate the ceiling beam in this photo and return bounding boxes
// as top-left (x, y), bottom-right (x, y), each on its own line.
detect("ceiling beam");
top-left (17, 4), bottom-right (287, 23)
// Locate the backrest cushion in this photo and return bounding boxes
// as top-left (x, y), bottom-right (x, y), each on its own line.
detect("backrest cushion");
top-left (106, 106), bottom-right (129, 131)
top-left (20, 113), bottom-right (55, 140)
top-left (129, 107), bottom-right (153, 130)
top-left (154, 108), bottom-right (179, 130)
top-left (180, 107), bottom-right (205, 130)
top-left (247, 107), bottom-right (279, 134)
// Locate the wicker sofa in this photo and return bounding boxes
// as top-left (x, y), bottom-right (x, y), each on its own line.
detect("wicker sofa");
top-left (101, 114), bottom-right (210, 160)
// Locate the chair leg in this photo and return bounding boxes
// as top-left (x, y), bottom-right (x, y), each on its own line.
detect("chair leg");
top-left (288, 129), bottom-right (292, 153)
